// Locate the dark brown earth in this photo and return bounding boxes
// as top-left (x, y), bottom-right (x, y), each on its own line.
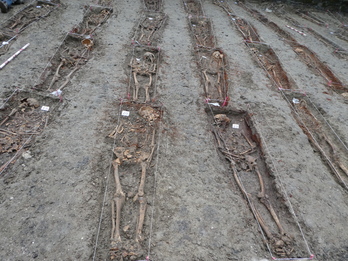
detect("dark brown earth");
top-left (0, 0), bottom-right (347, 260)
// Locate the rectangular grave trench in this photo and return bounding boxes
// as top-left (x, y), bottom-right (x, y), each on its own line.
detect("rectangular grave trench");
top-left (183, 0), bottom-right (204, 17)
top-left (132, 11), bottom-right (167, 46)
top-left (248, 42), bottom-right (293, 90)
top-left (189, 16), bottom-right (215, 48)
top-left (109, 102), bottom-right (162, 261)
top-left (35, 33), bottom-right (95, 91)
top-left (0, 31), bottom-right (15, 56)
top-left (241, 5), bottom-right (347, 93)
top-left (206, 106), bottom-right (309, 259)
top-left (128, 45), bottom-right (160, 104)
top-left (285, 93), bottom-right (348, 190)
top-left (70, 5), bottom-right (113, 36)
top-left (1, 0), bottom-right (60, 34)
top-left (195, 47), bottom-right (228, 104)
top-left (95, 0), bottom-right (113, 7)
top-left (144, 0), bottom-right (163, 12)
top-left (0, 90), bottom-right (61, 174)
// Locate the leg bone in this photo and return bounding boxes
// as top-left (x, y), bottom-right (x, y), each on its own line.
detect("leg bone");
top-left (136, 196), bottom-right (147, 242)
top-left (47, 59), bottom-right (65, 90)
top-left (111, 161), bottom-right (125, 243)
top-left (133, 71), bottom-right (140, 101)
top-left (231, 163), bottom-right (273, 239)
top-left (144, 73), bottom-right (152, 103)
top-left (256, 166), bottom-right (286, 236)
top-left (134, 162), bottom-right (148, 242)
top-left (134, 161), bottom-right (147, 202)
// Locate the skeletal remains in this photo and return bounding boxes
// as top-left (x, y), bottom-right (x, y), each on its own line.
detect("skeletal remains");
top-left (0, 95), bottom-right (47, 173)
top-left (144, 0), bottom-right (162, 12)
top-left (110, 105), bottom-right (159, 255)
top-left (212, 112), bottom-right (294, 257)
top-left (189, 17), bottom-right (215, 48)
top-left (130, 50), bottom-right (157, 103)
top-left (199, 49), bottom-right (227, 102)
top-left (292, 99), bottom-right (348, 189)
top-left (5, 1), bottom-right (59, 33)
top-left (45, 37), bottom-right (92, 91)
top-left (134, 12), bottom-right (166, 45)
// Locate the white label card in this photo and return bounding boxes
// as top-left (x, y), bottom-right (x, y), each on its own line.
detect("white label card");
top-left (121, 110), bottom-right (130, 117)
top-left (41, 106), bottom-right (50, 111)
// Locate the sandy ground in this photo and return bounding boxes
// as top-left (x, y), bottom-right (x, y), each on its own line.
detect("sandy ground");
top-left (0, 0), bottom-right (347, 260)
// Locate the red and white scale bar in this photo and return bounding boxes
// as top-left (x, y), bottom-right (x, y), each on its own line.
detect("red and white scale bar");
top-left (0, 43), bottom-right (30, 70)
top-left (286, 25), bottom-right (307, 36)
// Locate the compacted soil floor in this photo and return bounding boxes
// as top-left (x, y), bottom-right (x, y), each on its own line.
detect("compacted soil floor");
top-left (0, 0), bottom-right (347, 260)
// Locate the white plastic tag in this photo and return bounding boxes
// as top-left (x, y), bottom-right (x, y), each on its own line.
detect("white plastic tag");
top-left (121, 110), bottom-right (130, 117)
top-left (41, 106), bottom-right (50, 111)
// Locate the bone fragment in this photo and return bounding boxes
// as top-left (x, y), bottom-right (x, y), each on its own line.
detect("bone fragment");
top-left (242, 132), bottom-right (255, 148)
top-left (231, 162), bottom-right (272, 239)
top-left (337, 161), bottom-right (348, 179)
top-left (134, 162), bottom-right (148, 242)
top-left (147, 128), bottom-right (156, 163)
top-left (108, 123), bottom-right (123, 139)
top-left (260, 195), bottom-right (286, 236)
top-left (134, 161), bottom-right (147, 202)
top-left (0, 108), bottom-right (17, 127)
top-left (10, 15), bottom-right (23, 29)
top-left (255, 166), bottom-right (265, 198)
top-left (59, 66), bottom-right (80, 90)
top-left (133, 71), bottom-right (140, 101)
top-left (144, 73), bottom-right (152, 103)
top-left (111, 199), bottom-right (115, 239)
top-left (255, 166), bottom-right (286, 235)
top-left (47, 59), bottom-right (65, 90)
top-left (135, 196), bottom-right (147, 242)
top-left (203, 70), bottom-right (211, 95)
top-left (111, 161), bottom-right (125, 243)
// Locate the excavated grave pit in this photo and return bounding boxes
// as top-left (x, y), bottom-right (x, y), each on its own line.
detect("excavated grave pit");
top-left (184, 1), bottom-right (228, 105)
top-left (34, 33), bottom-right (94, 92)
top-left (34, 4), bottom-right (113, 93)
top-left (0, 91), bottom-right (60, 175)
top-left (132, 11), bottom-right (167, 46)
top-left (143, 0), bottom-right (163, 12)
top-left (285, 93), bottom-right (348, 190)
top-left (215, 1), bottom-right (293, 91)
top-left (94, 0), bottom-right (113, 7)
top-left (183, 0), bottom-right (204, 17)
top-left (241, 4), bottom-right (347, 94)
top-left (276, 13), bottom-right (348, 59)
top-left (195, 47), bottom-right (229, 104)
top-left (248, 42), bottom-right (293, 91)
top-left (188, 16), bottom-right (216, 48)
top-left (207, 107), bottom-right (309, 259)
top-left (1, 0), bottom-right (60, 34)
top-left (216, 1), bottom-right (348, 191)
top-left (69, 5), bottom-right (113, 36)
top-left (0, 31), bottom-right (15, 56)
top-left (108, 102), bottom-right (162, 261)
top-left (127, 45), bottom-right (160, 104)
top-left (296, 11), bottom-right (326, 27)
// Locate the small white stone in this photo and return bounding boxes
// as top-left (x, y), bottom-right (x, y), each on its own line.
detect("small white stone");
top-left (22, 151), bottom-right (32, 159)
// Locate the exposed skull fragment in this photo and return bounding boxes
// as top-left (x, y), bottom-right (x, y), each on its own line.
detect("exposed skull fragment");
top-left (214, 114), bottom-right (231, 128)
top-left (138, 106), bottom-right (160, 122)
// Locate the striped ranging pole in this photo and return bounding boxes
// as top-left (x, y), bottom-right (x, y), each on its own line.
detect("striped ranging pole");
top-left (0, 43), bottom-right (30, 70)
top-left (286, 25), bottom-right (307, 36)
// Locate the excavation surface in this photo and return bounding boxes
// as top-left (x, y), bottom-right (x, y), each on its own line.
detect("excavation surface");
top-left (0, 1), bottom-right (347, 261)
